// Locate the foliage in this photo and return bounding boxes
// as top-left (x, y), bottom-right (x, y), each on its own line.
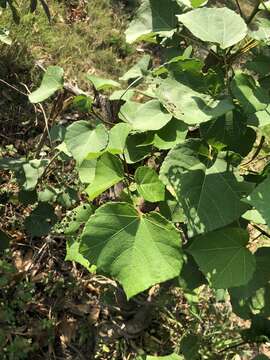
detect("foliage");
top-left (2, 0), bottom-right (270, 358)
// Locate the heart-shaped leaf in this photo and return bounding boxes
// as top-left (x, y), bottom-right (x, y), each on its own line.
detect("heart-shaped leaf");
top-left (79, 202), bottom-right (183, 298)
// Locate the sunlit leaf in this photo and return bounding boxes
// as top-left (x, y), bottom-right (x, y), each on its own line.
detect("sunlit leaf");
top-left (79, 202), bottom-right (183, 298)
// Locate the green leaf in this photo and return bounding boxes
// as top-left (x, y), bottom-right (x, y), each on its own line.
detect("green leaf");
top-left (146, 354), bottom-right (184, 360)
top-left (77, 159), bottom-right (97, 184)
top-left (124, 132), bottom-right (153, 163)
top-left (79, 202), bottom-right (183, 298)
top-left (231, 72), bottom-right (270, 114)
top-left (135, 166), bottom-right (165, 202)
top-left (25, 203), bottom-right (57, 237)
top-left (244, 176), bottom-right (270, 228)
top-left (119, 100), bottom-right (172, 131)
top-left (107, 123), bottom-right (131, 154)
top-left (247, 54), bottom-right (270, 77)
top-left (85, 153), bottom-right (124, 201)
top-left (65, 121), bottom-right (109, 165)
top-left (66, 237), bottom-right (96, 273)
top-left (38, 187), bottom-right (58, 203)
top-left (29, 66), bottom-right (64, 103)
top-left (230, 247), bottom-right (270, 301)
top-left (57, 187), bottom-right (79, 209)
top-left (177, 0), bottom-right (208, 7)
top-left (242, 210), bottom-right (266, 225)
top-left (109, 89), bottom-right (134, 101)
top-left (180, 334), bottom-right (200, 360)
top-left (177, 7), bottom-right (247, 49)
top-left (0, 230), bottom-right (10, 251)
top-left (62, 204), bottom-right (94, 235)
top-left (155, 78), bottom-right (234, 125)
top-left (153, 118), bottom-right (188, 150)
top-left (86, 74), bottom-right (120, 91)
top-left (252, 355), bottom-right (270, 360)
top-left (200, 111), bottom-right (256, 156)
top-left (160, 139), bottom-right (252, 236)
top-left (159, 191), bottom-right (186, 223)
top-left (249, 16), bottom-right (270, 43)
top-left (120, 55), bottom-right (151, 81)
top-left (188, 227), bottom-right (256, 288)
top-left (125, 0), bottom-right (181, 43)
top-left (22, 159), bottom-right (48, 191)
top-left (72, 95), bottom-right (93, 112)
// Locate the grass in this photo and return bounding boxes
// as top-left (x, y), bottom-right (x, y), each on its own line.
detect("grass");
top-left (0, 0), bottom-right (136, 84)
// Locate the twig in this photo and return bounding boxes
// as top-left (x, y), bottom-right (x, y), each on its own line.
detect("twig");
top-left (242, 136), bottom-right (265, 166)
top-left (235, 0), bottom-right (244, 18)
top-left (252, 224), bottom-right (270, 239)
top-left (0, 78), bottom-right (27, 96)
top-left (247, 0), bottom-right (260, 24)
top-left (35, 103), bottom-right (52, 156)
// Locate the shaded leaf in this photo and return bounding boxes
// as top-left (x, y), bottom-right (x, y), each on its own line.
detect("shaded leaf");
top-left (0, 230), bottom-right (10, 251)
top-left (188, 227), bottom-right (255, 288)
top-left (231, 72), bottom-right (270, 114)
top-left (160, 139), bottom-right (253, 236)
top-left (25, 203), bottom-right (57, 237)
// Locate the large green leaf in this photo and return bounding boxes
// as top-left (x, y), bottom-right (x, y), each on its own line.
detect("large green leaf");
top-left (29, 66), bottom-right (64, 103)
top-left (160, 139), bottom-right (252, 236)
top-left (125, 0), bottom-right (181, 43)
top-left (231, 72), bottom-right (270, 114)
top-left (85, 153), bottom-right (124, 201)
top-left (244, 176), bottom-right (270, 228)
top-left (155, 78), bottom-right (234, 125)
top-left (177, 7), bottom-right (247, 49)
top-left (79, 202), bottom-right (183, 298)
top-left (64, 121), bottom-right (109, 165)
top-left (135, 166), bottom-right (165, 202)
top-left (188, 228), bottom-right (255, 288)
top-left (119, 100), bottom-right (172, 131)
